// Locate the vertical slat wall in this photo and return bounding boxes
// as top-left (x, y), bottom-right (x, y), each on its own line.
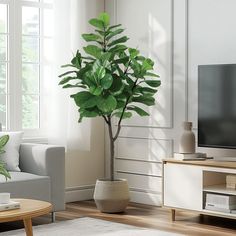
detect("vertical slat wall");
top-left (105, 0), bottom-right (236, 205)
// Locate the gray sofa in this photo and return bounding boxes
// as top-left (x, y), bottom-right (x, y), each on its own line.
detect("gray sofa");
top-left (0, 143), bottom-right (65, 220)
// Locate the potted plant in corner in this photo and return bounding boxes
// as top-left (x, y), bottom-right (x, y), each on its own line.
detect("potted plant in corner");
top-left (59, 13), bottom-right (160, 213)
top-left (0, 135), bottom-right (10, 180)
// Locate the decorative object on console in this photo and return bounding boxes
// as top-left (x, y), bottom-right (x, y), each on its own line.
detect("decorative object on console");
top-left (226, 175), bottom-right (236, 189)
top-left (174, 152), bottom-right (207, 160)
top-left (205, 193), bottom-right (236, 213)
top-left (59, 12), bottom-right (160, 213)
top-left (179, 121), bottom-right (195, 153)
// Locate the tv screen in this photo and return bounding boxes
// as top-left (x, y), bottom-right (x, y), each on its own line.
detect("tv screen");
top-left (198, 64), bottom-right (236, 149)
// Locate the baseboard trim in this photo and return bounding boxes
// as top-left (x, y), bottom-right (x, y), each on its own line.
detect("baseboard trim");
top-left (130, 191), bottom-right (162, 206)
top-left (65, 185), bottom-right (95, 203)
top-left (65, 185), bottom-right (162, 206)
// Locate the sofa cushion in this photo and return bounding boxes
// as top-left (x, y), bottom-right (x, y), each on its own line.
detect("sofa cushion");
top-left (0, 131), bottom-right (23, 171)
top-left (0, 172), bottom-right (51, 203)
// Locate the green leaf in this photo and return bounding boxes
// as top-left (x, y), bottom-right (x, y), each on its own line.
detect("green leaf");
top-left (130, 60), bottom-right (142, 75)
top-left (100, 52), bottom-right (112, 62)
top-left (139, 87), bottom-right (157, 94)
top-left (82, 33), bottom-right (101, 42)
top-left (95, 66), bottom-right (106, 79)
top-left (0, 157), bottom-right (10, 181)
top-left (127, 106), bottom-right (149, 116)
top-left (144, 80), bottom-right (161, 87)
top-left (89, 86), bottom-right (103, 96)
top-left (71, 50), bottom-right (82, 68)
top-left (142, 59), bottom-right (154, 71)
top-left (0, 168), bottom-right (11, 180)
top-left (109, 44), bottom-right (127, 53)
top-left (108, 36), bottom-right (129, 47)
top-left (136, 56), bottom-right (145, 61)
top-left (59, 76), bottom-right (77, 85)
top-left (89, 18), bottom-right (104, 29)
top-left (99, 12), bottom-right (110, 27)
top-left (81, 56), bottom-right (95, 61)
top-left (84, 71), bottom-right (96, 87)
top-left (108, 24), bottom-right (122, 31)
top-left (125, 77), bottom-right (135, 87)
top-left (113, 56), bottom-right (129, 64)
top-left (128, 48), bottom-right (139, 58)
top-left (77, 64), bottom-right (92, 79)
top-left (101, 74), bottom-right (113, 89)
top-left (95, 29), bottom-right (105, 36)
top-left (145, 72), bottom-right (160, 78)
top-left (62, 84), bottom-right (87, 89)
top-left (59, 70), bottom-right (77, 78)
top-left (113, 111), bottom-right (132, 119)
top-left (109, 75), bottom-right (124, 95)
top-left (0, 135), bottom-right (9, 148)
top-left (61, 64), bottom-right (78, 69)
top-left (79, 108), bottom-right (100, 122)
top-left (106, 28), bottom-right (125, 40)
top-left (97, 95), bottom-right (117, 113)
top-left (83, 45), bottom-right (102, 59)
top-left (133, 96), bottom-right (155, 106)
top-left (71, 91), bottom-right (97, 108)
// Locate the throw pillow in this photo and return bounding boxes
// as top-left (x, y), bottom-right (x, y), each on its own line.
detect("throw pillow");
top-left (0, 131), bottom-right (23, 171)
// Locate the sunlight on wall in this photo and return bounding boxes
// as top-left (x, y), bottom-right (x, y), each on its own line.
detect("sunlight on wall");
top-left (122, 9), bottom-right (172, 128)
top-left (148, 12), bottom-right (168, 127)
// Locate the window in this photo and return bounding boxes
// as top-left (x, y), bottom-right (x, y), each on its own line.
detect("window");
top-left (0, 0), bottom-right (53, 137)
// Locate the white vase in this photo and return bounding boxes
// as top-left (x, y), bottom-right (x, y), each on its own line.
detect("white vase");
top-left (179, 121), bottom-right (195, 153)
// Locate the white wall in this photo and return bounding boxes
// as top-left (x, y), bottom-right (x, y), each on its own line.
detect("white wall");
top-left (105, 0), bottom-right (236, 205)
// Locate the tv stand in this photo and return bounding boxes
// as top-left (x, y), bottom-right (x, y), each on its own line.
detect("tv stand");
top-left (213, 157), bottom-right (236, 162)
top-left (163, 159), bottom-right (236, 221)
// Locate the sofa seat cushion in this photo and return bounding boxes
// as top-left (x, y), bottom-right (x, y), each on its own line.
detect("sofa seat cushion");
top-left (0, 172), bottom-right (51, 203)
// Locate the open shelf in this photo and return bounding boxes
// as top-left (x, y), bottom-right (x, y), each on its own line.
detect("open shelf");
top-left (203, 184), bottom-right (236, 196)
top-left (202, 209), bottom-right (236, 218)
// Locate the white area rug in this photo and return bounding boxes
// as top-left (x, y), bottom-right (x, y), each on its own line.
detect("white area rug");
top-left (0, 217), bottom-right (183, 236)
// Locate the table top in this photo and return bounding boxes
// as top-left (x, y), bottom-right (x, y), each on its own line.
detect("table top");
top-left (0, 199), bottom-right (52, 223)
top-left (163, 158), bottom-right (236, 169)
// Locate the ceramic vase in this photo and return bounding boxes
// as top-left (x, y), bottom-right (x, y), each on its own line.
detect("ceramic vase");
top-left (179, 121), bottom-right (195, 153)
top-left (94, 179), bottom-right (130, 213)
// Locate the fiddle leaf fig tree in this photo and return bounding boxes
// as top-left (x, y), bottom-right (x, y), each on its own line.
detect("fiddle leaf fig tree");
top-left (0, 135), bottom-right (10, 180)
top-left (59, 13), bottom-right (161, 181)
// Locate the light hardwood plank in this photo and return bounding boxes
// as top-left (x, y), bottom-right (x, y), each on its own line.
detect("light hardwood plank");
top-left (1, 201), bottom-right (236, 236)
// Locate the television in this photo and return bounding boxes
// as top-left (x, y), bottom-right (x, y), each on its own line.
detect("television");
top-left (198, 64), bottom-right (236, 149)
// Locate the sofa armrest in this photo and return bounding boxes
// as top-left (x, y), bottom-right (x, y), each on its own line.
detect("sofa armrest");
top-left (19, 143), bottom-right (65, 211)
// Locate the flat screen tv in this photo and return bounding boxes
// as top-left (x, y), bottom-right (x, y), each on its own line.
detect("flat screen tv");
top-left (198, 64), bottom-right (236, 149)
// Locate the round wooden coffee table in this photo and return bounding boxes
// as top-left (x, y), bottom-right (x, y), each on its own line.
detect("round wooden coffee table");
top-left (0, 199), bottom-right (52, 236)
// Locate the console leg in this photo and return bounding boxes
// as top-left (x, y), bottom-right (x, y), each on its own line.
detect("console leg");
top-left (51, 212), bottom-right (56, 222)
top-left (171, 209), bottom-right (176, 221)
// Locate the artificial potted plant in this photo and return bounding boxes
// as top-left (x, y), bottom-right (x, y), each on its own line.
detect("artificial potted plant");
top-left (0, 135), bottom-right (10, 180)
top-left (59, 13), bottom-right (160, 213)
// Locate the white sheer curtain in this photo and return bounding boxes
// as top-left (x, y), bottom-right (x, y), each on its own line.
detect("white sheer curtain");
top-left (47, 0), bottom-right (91, 150)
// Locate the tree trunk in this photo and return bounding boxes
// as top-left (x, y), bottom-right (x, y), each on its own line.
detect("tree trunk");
top-left (108, 122), bottom-right (115, 181)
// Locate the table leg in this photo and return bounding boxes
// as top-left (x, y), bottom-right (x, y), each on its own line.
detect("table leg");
top-left (23, 218), bottom-right (33, 236)
top-left (171, 209), bottom-right (176, 221)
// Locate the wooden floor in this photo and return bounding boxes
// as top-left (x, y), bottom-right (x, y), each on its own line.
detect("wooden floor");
top-left (1, 201), bottom-right (236, 235)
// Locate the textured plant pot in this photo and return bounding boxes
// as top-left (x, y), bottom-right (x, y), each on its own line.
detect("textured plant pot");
top-left (94, 179), bottom-right (130, 213)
